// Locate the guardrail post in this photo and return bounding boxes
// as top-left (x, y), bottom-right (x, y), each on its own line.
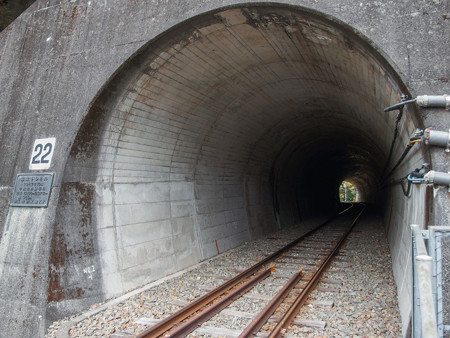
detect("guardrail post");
top-left (411, 224), bottom-right (438, 338)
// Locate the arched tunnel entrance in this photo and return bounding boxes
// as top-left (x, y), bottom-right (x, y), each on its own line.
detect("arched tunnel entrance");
top-left (50, 3), bottom-right (425, 326)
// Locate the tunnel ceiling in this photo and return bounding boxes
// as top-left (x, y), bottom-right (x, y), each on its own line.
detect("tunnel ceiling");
top-left (73, 4), bottom-right (417, 230)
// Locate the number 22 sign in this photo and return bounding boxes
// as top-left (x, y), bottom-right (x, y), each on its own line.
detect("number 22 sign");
top-left (29, 138), bottom-right (56, 170)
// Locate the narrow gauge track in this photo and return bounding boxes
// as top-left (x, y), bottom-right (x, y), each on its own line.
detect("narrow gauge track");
top-left (136, 203), bottom-right (365, 338)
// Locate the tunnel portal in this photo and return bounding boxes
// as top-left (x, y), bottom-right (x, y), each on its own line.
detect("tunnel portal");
top-left (55, 3), bottom-right (420, 321)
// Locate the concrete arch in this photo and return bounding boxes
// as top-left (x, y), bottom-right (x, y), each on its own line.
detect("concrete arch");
top-left (47, 3), bottom-right (427, 329)
top-left (1, 1), bottom-right (446, 336)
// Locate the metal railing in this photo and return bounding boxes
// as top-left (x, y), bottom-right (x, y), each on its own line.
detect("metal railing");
top-left (412, 225), bottom-right (450, 337)
top-left (411, 224), bottom-right (438, 337)
top-left (427, 226), bottom-right (450, 337)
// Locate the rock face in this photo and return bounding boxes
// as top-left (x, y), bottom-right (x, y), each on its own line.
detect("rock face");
top-left (0, 1), bottom-right (448, 337)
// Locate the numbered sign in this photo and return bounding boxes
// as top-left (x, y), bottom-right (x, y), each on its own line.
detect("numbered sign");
top-left (29, 138), bottom-right (56, 170)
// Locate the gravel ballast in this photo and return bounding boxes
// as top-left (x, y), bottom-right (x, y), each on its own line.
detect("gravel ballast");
top-left (46, 210), bottom-right (402, 337)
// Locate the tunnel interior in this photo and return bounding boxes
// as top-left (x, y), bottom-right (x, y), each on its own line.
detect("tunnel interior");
top-left (54, 4), bottom-right (423, 306)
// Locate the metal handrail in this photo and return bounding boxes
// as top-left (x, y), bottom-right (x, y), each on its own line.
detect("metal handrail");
top-left (411, 224), bottom-right (438, 337)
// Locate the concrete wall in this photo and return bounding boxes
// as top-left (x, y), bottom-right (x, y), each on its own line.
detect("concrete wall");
top-left (0, 0), bottom-right (448, 337)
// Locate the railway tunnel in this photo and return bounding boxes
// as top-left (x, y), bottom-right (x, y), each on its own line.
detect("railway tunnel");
top-left (52, 2), bottom-right (425, 329)
top-left (0, 1), bottom-right (448, 337)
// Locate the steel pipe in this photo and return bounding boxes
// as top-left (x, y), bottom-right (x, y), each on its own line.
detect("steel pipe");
top-left (416, 95), bottom-right (450, 109)
top-left (424, 128), bottom-right (450, 151)
top-left (424, 171), bottom-right (450, 186)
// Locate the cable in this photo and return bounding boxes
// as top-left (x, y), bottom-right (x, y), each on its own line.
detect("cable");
top-left (385, 163), bottom-right (428, 196)
top-left (384, 137), bottom-right (422, 180)
top-left (382, 129), bottom-right (423, 182)
top-left (400, 176), bottom-right (412, 197)
top-left (380, 108), bottom-right (404, 179)
top-left (384, 98), bottom-right (417, 112)
top-left (407, 173), bottom-right (425, 183)
top-left (384, 95), bottom-right (449, 112)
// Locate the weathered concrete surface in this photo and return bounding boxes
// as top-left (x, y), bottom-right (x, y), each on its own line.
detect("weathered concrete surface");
top-left (0, 0), bottom-right (448, 337)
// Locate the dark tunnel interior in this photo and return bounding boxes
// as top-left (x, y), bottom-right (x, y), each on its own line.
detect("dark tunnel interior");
top-left (271, 126), bottom-right (385, 226)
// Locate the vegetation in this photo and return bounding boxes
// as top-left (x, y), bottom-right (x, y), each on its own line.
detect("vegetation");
top-left (339, 181), bottom-right (357, 202)
top-left (0, 0), bottom-right (35, 32)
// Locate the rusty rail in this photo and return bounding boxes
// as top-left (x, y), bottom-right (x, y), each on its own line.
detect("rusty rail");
top-left (135, 265), bottom-right (267, 338)
top-left (135, 204), bottom-right (357, 338)
top-left (267, 203), bottom-right (366, 337)
top-left (165, 268), bottom-right (271, 337)
top-left (238, 270), bottom-right (304, 337)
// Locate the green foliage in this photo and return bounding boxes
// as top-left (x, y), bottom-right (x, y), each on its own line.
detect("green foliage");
top-left (339, 181), bottom-right (357, 202)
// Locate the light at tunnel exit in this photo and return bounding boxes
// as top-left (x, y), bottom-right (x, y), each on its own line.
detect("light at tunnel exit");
top-left (339, 181), bottom-right (358, 202)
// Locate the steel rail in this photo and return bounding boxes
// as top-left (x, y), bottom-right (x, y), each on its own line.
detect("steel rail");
top-left (165, 268), bottom-right (272, 337)
top-left (268, 203), bottom-right (366, 338)
top-left (135, 265), bottom-right (267, 338)
top-left (238, 270), bottom-right (304, 337)
top-left (136, 204), bottom-right (355, 338)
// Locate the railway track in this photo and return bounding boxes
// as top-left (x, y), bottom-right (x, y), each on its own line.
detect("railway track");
top-left (135, 203), bottom-right (366, 338)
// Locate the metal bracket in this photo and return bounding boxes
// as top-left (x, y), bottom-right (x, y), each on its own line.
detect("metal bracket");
top-left (446, 130), bottom-right (450, 153)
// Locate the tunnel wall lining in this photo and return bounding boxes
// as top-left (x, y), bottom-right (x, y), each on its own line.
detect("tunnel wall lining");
top-left (0, 1), bottom-right (448, 337)
top-left (67, 4), bottom-right (417, 305)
